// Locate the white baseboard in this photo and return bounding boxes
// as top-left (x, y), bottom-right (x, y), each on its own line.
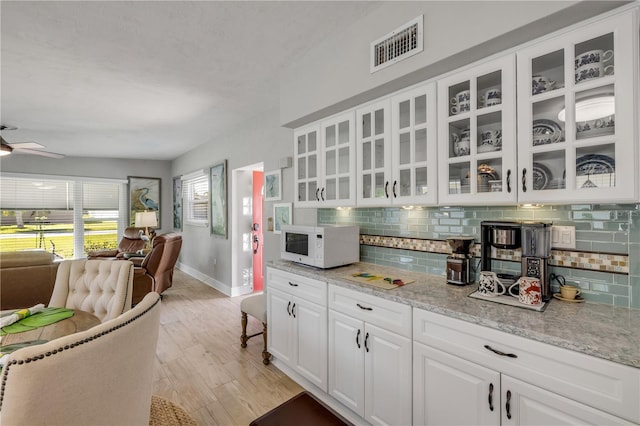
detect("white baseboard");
top-left (175, 262), bottom-right (255, 297)
top-left (176, 262), bottom-right (231, 296)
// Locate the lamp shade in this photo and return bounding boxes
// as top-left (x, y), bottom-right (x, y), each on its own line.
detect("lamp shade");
top-left (135, 211), bottom-right (158, 228)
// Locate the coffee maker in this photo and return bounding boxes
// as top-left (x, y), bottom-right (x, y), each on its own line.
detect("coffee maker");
top-left (446, 236), bottom-right (475, 285)
top-left (480, 221), bottom-right (552, 301)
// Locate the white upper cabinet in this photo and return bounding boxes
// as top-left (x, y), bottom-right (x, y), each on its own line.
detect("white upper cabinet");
top-left (437, 54), bottom-right (518, 205)
top-left (294, 123), bottom-right (321, 207)
top-left (516, 9), bottom-right (638, 204)
top-left (356, 99), bottom-right (392, 206)
top-left (356, 83), bottom-right (438, 207)
top-left (390, 83), bottom-right (438, 205)
top-left (294, 111), bottom-right (356, 207)
top-left (320, 111), bottom-right (357, 207)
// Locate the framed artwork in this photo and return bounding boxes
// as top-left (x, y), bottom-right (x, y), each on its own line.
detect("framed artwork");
top-left (210, 160), bottom-right (228, 238)
top-left (273, 202), bottom-right (292, 234)
top-left (172, 176), bottom-right (183, 230)
top-left (264, 169), bottom-right (282, 201)
top-left (128, 176), bottom-right (160, 227)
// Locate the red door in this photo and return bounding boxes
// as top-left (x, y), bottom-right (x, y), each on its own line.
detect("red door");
top-left (252, 171), bottom-right (264, 291)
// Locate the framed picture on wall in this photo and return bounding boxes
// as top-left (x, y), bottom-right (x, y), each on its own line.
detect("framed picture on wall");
top-left (172, 175), bottom-right (183, 230)
top-left (128, 176), bottom-right (160, 227)
top-left (210, 160), bottom-right (227, 238)
top-left (264, 169), bottom-right (282, 201)
top-left (273, 202), bottom-right (292, 234)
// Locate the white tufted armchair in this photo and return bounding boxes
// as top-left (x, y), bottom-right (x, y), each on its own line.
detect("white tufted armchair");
top-left (0, 292), bottom-right (161, 425)
top-left (48, 259), bottom-right (134, 322)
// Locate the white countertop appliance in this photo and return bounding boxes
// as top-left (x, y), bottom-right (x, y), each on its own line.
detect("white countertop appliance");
top-left (280, 224), bottom-right (360, 269)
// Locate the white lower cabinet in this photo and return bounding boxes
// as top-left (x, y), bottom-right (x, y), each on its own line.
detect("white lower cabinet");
top-left (502, 375), bottom-right (634, 426)
top-left (266, 268), bottom-right (327, 391)
top-left (413, 308), bottom-right (640, 426)
top-left (328, 285), bottom-right (412, 426)
top-left (414, 342), bottom-right (634, 426)
top-left (413, 342), bottom-right (500, 426)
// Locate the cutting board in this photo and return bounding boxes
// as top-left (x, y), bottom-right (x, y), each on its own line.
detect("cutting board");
top-left (344, 272), bottom-right (415, 290)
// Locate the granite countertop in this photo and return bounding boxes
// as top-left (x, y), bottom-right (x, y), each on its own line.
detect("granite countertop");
top-left (268, 260), bottom-right (640, 369)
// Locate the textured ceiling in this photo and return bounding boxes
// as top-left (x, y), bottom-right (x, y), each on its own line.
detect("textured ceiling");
top-left (0, 1), bottom-right (380, 160)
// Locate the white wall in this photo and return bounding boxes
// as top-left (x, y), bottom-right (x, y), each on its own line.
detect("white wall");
top-left (279, 1), bottom-right (628, 127)
top-left (0, 154), bottom-right (172, 233)
top-left (171, 107), bottom-right (293, 292)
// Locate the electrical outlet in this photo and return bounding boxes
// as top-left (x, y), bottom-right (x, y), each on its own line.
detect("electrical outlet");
top-left (551, 226), bottom-right (576, 249)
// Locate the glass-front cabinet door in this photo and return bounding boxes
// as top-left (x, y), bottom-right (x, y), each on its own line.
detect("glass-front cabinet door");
top-left (437, 54), bottom-right (517, 205)
top-left (390, 82), bottom-right (438, 205)
top-left (356, 99), bottom-right (392, 206)
top-left (320, 111), bottom-right (356, 207)
top-left (516, 10), bottom-right (637, 204)
top-left (294, 123), bottom-right (321, 207)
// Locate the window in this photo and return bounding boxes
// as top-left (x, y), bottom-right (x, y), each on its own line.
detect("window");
top-left (0, 173), bottom-right (126, 258)
top-left (182, 170), bottom-right (209, 226)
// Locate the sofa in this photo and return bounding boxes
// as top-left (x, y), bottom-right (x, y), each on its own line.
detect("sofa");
top-left (132, 232), bottom-right (182, 304)
top-left (1, 251), bottom-right (59, 310)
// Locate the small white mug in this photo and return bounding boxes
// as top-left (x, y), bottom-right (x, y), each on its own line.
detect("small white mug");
top-left (508, 277), bottom-right (542, 306)
top-left (478, 271), bottom-right (506, 297)
top-left (575, 49), bottom-right (613, 69)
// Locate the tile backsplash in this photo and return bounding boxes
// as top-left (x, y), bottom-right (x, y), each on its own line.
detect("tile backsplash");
top-left (318, 204), bottom-right (640, 309)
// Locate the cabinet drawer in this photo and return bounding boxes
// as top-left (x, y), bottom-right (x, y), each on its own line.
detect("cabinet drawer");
top-left (329, 284), bottom-right (411, 338)
top-left (413, 308), bottom-right (640, 423)
top-left (267, 268), bottom-right (326, 306)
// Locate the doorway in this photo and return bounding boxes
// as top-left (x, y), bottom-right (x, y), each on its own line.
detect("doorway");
top-left (231, 162), bottom-right (263, 296)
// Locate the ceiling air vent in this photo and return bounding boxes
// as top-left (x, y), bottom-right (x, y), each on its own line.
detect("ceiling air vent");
top-left (370, 15), bottom-right (423, 73)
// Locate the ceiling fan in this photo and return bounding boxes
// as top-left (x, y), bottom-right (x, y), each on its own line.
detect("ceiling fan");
top-left (0, 124), bottom-right (65, 159)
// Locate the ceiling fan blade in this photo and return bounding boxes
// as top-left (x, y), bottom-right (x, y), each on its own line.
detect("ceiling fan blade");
top-left (12, 147), bottom-right (65, 159)
top-left (7, 141), bottom-right (44, 150)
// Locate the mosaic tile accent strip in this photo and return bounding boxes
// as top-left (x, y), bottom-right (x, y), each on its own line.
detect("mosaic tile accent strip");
top-left (360, 234), bottom-right (629, 274)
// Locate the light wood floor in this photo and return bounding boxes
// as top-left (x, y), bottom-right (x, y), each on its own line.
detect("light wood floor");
top-left (152, 269), bottom-right (303, 425)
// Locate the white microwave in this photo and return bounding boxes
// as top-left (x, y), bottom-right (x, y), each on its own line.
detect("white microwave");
top-left (280, 224), bottom-right (360, 269)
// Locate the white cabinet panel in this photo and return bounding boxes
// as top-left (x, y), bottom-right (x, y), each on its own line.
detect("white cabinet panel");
top-left (502, 376), bottom-right (634, 426)
top-left (413, 342), bottom-right (500, 426)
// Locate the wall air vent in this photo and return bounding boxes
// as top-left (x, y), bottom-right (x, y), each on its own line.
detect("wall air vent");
top-left (370, 15), bottom-right (423, 73)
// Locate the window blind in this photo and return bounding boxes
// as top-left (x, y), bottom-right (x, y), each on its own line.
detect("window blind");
top-left (182, 172), bottom-right (209, 226)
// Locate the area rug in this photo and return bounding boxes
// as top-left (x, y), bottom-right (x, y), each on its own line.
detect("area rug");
top-left (343, 272), bottom-right (415, 290)
top-left (149, 395), bottom-right (198, 426)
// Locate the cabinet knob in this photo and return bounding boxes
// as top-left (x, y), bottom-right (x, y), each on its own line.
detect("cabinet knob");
top-left (506, 390), bottom-right (512, 419)
top-left (287, 301), bottom-right (291, 316)
top-left (384, 181), bottom-right (389, 198)
top-left (292, 303), bottom-right (296, 318)
top-left (522, 168), bottom-right (527, 192)
top-left (392, 180), bottom-right (397, 198)
top-left (315, 188), bottom-right (320, 201)
top-left (356, 303), bottom-right (373, 311)
top-left (356, 329), bottom-right (361, 348)
top-left (321, 188), bottom-right (325, 201)
top-left (506, 169), bottom-right (512, 193)
top-left (364, 332), bottom-right (370, 352)
top-left (288, 282), bottom-right (299, 287)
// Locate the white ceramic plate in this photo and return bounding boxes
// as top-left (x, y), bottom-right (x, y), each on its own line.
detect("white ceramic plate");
top-left (532, 119), bottom-right (563, 146)
top-left (576, 154), bottom-right (615, 176)
top-left (532, 162), bottom-right (551, 190)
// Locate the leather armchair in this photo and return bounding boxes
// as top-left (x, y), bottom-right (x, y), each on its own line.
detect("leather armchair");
top-left (132, 232), bottom-right (182, 304)
top-left (87, 227), bottom-right (146, 260)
